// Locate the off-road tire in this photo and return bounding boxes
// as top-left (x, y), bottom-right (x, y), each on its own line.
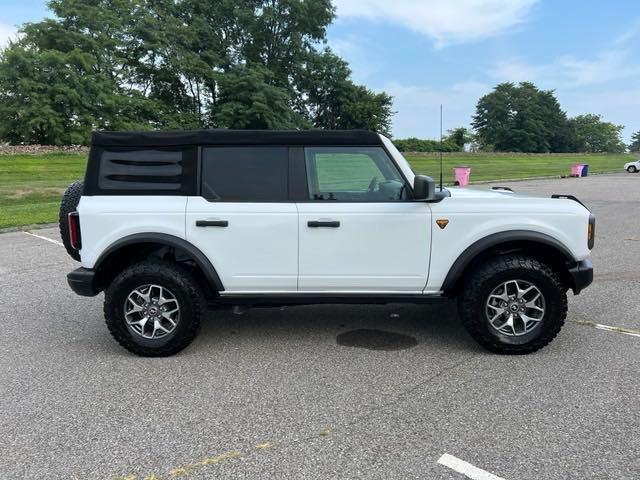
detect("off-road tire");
top-left (104, 260), bottom-right (205, 357)
top-left (627, 166), bottom-right (638, 173)
top-left (458, 255), bottom-right (568, 354)
top-left (59, 180), bottom-right (84, 261)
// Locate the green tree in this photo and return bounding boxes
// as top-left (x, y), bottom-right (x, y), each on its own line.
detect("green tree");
top-left (214, 64), bottom-right (300, 129)
top-left (445, 127), bottom-right (472, 150)
top-left (0, 0), bottom-right (395, 144)
top-left (570, 114), bottom-right (625, 153)
top-left (472, 82), bottom-right (574, 153)
top-left (627, 130), bottom-right (640, 152)
top-left (297, 49), bottom-right (393, 134)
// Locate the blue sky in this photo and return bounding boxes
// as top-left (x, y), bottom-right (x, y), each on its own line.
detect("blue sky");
top-left (1, 0), bottom-right (639, 141)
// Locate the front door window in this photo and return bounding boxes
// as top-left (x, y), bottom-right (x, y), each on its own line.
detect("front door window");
top-left (304, 147), bottom-right (408, 201)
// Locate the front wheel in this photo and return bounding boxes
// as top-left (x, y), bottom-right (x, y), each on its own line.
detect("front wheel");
top-left (627, 166), bottom-right (638, 173)
top-left (458, 255), bottom-right (567, 354)
top-left (104, 261), bottom-right (205, 356)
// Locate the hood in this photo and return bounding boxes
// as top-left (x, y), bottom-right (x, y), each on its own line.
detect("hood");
top-left (440, 186), bottom-right (589, 216)
top-left (447, 186), bottom-right (543, 200)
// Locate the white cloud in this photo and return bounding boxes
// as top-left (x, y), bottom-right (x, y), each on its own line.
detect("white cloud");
top-left (493, 50), bottom-right (640, 88)
top-left (333, 0), bottom-right (538, 47)
top-left (0, 23), bottom-right (18, 50)
top-left (329, 34), bottom-right (381, 82)
top-left (613, 18), bottom-right (640, 45)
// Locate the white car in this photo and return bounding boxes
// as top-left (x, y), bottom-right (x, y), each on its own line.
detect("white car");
top-left (624, 160), bottom-right (640, 173)
top-left (59, 130), bottom-right (594, 356)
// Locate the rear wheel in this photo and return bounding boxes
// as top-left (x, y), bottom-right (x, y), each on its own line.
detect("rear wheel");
top-left (458, 255), bottom-right (567, 354)
top-left (104, 260), bottom-right (205, 356)
top-left (627, 165), bottom-right (638, 173)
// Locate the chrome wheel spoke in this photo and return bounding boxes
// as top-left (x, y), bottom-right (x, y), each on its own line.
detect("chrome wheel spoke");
top-left (486, 279), bottom-right (545, 337)
top-left (152, 319), bottom-right (170, 337)
top-left (158, 290), bottom-right (175, 306)
top-left (124, 284), bottom-right (180, 339)
top-left (161, 313), bottom-right (176, 326)
top-left (126, 297), bottom-right (144, 314)
top-left (127, 315), bottom-right (149, 327)
top-left (525, 303), bottom-right (544, 313)
top-left (134, 287), bottom-right (151, 303)
top-left (520, 312), bottom-right (541, 325)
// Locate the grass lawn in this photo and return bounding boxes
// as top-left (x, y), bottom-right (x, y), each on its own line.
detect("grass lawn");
top-left (0, 151), bottom-right (634, 229)
top-left (0, 153), bottom-right (87, 229)
top-left (405, 152), bottom-right (632, 183)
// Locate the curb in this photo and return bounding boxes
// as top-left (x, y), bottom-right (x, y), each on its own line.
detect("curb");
top-left (466, 170), bottom-right (622, 185)
top-left (0, 223), bottom-right (58, 234)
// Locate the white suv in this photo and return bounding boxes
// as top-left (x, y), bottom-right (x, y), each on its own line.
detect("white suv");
top-left (624, 159), bottom-right (640, 173)
top-left (61, 130), bottom-right (594, 356)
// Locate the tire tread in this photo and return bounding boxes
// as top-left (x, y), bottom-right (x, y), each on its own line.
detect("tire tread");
top-left (459, 255), bottom-right (568, 354)
top-left (104, 260), bottom-right (204, 357)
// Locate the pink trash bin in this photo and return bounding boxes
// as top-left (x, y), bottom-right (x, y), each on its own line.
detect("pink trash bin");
top-left (453, 166), bottom-right (471, 186)
top-left (570, 164), bottom-right (585, 177)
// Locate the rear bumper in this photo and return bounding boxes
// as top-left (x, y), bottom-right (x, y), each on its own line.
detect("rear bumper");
top-left (67, 267), bottom-right (101, 297)
top-left (568, 259), bottom-right (593, 294)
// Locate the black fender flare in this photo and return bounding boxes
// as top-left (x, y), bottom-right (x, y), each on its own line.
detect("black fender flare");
top-left (440, 230), bottom-right (574, 294)
top-left (94, 233), bottom-right (224, 292)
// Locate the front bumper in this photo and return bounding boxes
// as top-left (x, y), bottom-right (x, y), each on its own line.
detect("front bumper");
top-left (67, 267), bottom-right (102, 297)
top-left (568, 259), bottom-right (593, 294)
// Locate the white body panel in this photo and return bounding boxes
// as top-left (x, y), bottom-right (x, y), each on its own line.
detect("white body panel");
top-left (185, 197), bottom-right (298, 292)
top-left (425, 188), bottom-right (591, 292)
top-left (297, 202), bottom-right (431, 292)
top-left (78, 196), bottom-right (187, 269)
top-left (78, 161), bottom-right (591, 296)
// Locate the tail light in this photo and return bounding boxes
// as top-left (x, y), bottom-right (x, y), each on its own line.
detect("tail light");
top-left (68, 212), bottom-right (82, 250)
top-left (587, 214), bottom-right (595, 250)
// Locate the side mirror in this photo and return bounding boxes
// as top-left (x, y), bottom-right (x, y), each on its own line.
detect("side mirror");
top-left (413, 175), bottom-right (436, 200)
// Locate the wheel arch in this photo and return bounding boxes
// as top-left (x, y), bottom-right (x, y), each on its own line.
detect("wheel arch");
top-left (94, 233), bottom-right (224, 296)
top-left (441, 231), bottom-right (575, 296)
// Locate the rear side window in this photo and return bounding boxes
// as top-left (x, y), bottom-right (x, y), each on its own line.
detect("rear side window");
top-left (201, 147), bottom-right (288, 202)
top-left (85, 146), bottom-right (197, 195)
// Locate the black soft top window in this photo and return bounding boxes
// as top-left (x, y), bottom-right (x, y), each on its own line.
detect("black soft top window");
top-left (83, 146), bottom-right (197, 196)
top-left (201, 146), bottom-right (289, 202)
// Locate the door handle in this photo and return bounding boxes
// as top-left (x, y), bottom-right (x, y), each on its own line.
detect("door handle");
top-left (196, 220), bottom-right (229, 227)
top-left (307, 220), bottom-right (340, 228)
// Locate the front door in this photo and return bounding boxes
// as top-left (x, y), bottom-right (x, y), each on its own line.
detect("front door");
top-left (297, 146), bottom-right (431, 292)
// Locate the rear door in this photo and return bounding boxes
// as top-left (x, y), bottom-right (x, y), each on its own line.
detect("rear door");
top-left (296, 146), bottom-right (431, 292)
top-left (186, 146), bottom-right (298, 293)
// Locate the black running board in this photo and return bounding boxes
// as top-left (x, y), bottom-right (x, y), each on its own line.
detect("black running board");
top-left (211, 293), bottom-right (447, 308)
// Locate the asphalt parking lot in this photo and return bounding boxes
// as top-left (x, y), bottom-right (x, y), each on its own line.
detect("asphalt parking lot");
top-left (1, 173), bottom-right (638, 479)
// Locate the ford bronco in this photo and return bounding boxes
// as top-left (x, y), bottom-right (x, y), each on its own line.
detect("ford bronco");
top-left (61, 130), bottom-right (594, 356)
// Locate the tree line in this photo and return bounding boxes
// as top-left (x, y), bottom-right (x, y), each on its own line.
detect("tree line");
top-left (0, 2), bottom-right (636, 153)
top-left (398, 82), bottom-right (635, 153)
top-left (0, 0), bottom-right (392, 145)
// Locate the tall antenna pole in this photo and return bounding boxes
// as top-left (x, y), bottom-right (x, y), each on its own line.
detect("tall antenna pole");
top-left (439, 104), bottom-right (444, 191)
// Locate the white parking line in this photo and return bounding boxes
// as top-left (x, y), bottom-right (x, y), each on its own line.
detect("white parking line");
top-left (438, 454), bottom-right (506, 480)
top-left (23, 231), bottom-right (64, 247)
top-left (572, 319), bottom-right (640, 338)
top-left (592, 323), bottom-right (640, 338)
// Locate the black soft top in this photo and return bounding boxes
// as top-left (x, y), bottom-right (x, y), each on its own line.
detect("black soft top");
top-left (91, 129), bottom-right (382, 147)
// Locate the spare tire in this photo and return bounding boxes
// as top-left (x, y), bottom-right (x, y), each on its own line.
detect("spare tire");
top-left (59, 180), bottom-right (84, 261)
